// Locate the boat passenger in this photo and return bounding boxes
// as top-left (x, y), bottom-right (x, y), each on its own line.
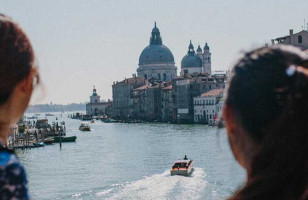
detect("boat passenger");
top-left (223, 46), bottom-right (308, 200)
top-left (0, 13), bottom-right (39, 199)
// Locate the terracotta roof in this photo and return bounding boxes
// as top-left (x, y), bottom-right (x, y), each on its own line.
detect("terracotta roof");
top-left (200, 89), bottom-right (224, 97)
top-left (163, 85), bottom-right (172, 90)
top-left (134, 83), bottom-right (150, 91)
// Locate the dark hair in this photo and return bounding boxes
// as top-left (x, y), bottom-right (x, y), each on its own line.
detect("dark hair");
top-left (226, 45), bottom-right (308, 200)
top-left (0, 14), bottom-right (35, 105)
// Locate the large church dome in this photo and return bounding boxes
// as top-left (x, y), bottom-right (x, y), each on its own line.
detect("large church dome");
top-left (138, 23), bottom-right (175, 65)
top-left (181, 41), bottom-right (202, 68)
top-left (139, 45), bottom-right (174, 65)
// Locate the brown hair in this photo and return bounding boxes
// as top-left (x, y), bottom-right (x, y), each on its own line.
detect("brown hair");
top-left (0, 14), bottom-right (35, 105)
top-left (226, 45), bottom-right (308, 200)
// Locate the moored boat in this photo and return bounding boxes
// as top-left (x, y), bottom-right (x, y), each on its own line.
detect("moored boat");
top-left (79, 123), bottom-right (91, 131)
top-left (43, 137), bottom-right (55, 145)
top-left (170, 156), bottom-right (194, 176)
top-left (33, 142), bottom-right (45, 147)
top-left (53, 136), bottom-right (77, 143)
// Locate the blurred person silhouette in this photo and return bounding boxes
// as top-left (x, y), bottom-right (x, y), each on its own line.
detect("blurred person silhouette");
top-left (0, 13), bottom-right (39, 199)
top-left (223, 45), bottom-right (308, 200)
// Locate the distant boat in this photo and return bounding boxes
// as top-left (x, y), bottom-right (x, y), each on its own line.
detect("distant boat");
top-left (27, 116), bottom-right (38, 119)
top-left (101, 118), bottom-right (117, 123)
top-left (81, 115), bottom-right (92, 121)
top-left (91, 119), bottom-right (95, 124)
top-left (53, 136), bottom-right (77, 143)
top-left (33, 142), bottom-right (45, 147)
top-left (43, 137), bottom-right (54, 145)
top-left (170, 156), bottom-right (194, 176)
top-left (45, 113), bottom-right (54, 116)
top-left (79, 123), bottom-right (91, 131)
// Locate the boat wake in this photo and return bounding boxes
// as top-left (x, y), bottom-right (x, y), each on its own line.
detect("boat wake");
top-left (95, 168), bottom-right (207, 200)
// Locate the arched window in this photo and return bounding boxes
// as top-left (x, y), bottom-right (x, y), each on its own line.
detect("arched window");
top-left (163, 73), bottom-right (167, 81)
top-left (144, 74), bottom-right (148, 79)
top-left (298, 35), bottom-right (303, 44)
top-left (158, 73), bottom-right (161, 80)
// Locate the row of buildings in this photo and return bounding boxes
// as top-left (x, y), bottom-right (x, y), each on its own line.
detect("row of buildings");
top-left (86, 23), bottom-right (308, 124)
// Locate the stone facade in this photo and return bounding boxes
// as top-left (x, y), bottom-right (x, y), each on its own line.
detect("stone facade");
top-left (161, 84), bottom-right (173, 122)
top-left (193, 89), bottom-right (224, 125)
top-left (133, 81), bottom-right (164, 121)
top-left (112, 76), bottom-right (146, 119)
top-left (172, 73), bottom-right (226, 123)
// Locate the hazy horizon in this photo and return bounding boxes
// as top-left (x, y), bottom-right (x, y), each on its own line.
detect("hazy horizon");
top-left (1, 0), bottom-right (307, 104)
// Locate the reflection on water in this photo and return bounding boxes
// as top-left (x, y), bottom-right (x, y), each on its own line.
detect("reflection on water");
top-left (18, 113), bottom-right (245, 200)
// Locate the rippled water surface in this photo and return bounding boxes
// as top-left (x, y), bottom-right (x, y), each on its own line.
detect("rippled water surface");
top-left (18, 113), bottom-right (245, 200)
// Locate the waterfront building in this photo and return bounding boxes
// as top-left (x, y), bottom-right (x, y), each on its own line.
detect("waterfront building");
top-left (133, 80), bottom-right (164, 121)
top-left (181, 41), bottom-right (212, 75)
top-left (193, 89), bottom-right (224, 124)
top-left (172, 73), bottom-right (226, 123)
top-left (271, 28), bottom-right (308, 50)
top-left (137, 23), bottom-right (177, 81)
top-left (172, 78), bottom-right (194, 123)
top-left (112, 76), bottom-right (146, 119)
top-left (86, 87), bottom-right (112, 116)
top-left (161, 83), bottom-right (173, 122)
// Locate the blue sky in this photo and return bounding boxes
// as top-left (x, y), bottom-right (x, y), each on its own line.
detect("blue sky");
top-left (1, 0), bottom-right (307, 104)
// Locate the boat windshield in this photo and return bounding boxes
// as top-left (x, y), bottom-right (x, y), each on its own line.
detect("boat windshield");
top-left (172, 162), bottom-right (188, 168)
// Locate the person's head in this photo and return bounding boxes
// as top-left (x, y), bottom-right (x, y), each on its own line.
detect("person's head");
top-left (223, 45), bottom-right (308, 200)
top-left (0, 14), bottom-right (38, 130)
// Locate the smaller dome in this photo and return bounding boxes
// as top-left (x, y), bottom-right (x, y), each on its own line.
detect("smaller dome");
top-left (181, 40), bottom-right (202, 68)
top-left (181, 55), bottom-right (202, 68)
top-left (204, 42), bottom-right (210, 51)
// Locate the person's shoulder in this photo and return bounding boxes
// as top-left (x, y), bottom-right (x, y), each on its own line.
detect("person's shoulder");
top-left (0, 152), bottom-right (29, 199)
top-left (0, 152), bottom-right (27, 182)
top-left (0, 151), bottom-right (18, 166)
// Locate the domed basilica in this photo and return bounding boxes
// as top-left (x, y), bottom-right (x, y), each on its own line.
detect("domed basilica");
top-left (137, 23), bottom-right (177, 82)
top-left (137, 23), bottom-right (212, 81)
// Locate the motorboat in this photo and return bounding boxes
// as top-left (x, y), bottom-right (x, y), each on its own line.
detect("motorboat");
top-left (79, 123), bottom-right (91, 131)
top-left (170, 156), bottom-right (194, 176)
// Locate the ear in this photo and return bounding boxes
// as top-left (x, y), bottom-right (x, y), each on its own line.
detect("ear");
top-left (16, 70), bottom-right (34, 95)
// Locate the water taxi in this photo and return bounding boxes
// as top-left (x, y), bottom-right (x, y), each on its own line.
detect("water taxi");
top-left (79, 123), bottom-right (91, 131)
top-left (170, 156), bottom-right (194, 176)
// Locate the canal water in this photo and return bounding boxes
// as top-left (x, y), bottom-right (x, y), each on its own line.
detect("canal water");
top-left (19, 113), bottom-right (245, 200)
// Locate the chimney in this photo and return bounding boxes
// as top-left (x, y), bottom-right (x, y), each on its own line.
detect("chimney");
top-left (265, 43), bottom-right (268, 47)
top-left (271, 39), bottom-right (275, 45)
top-left (289, 29), bottom-right (294, 45)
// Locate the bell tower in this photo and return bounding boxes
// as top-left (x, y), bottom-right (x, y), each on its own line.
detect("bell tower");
top-left (90, 86), bottom-right (100, 103)
top-left (203, 42), bottom-right (212, 75)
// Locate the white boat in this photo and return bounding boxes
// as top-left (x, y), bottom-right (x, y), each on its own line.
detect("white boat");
top-left (170, 156), bottom-right (194, 176)
top-left (79, 122), bottom-right (91, 131)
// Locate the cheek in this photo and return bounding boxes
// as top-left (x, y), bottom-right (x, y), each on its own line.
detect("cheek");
top-left (227, 133), bottom-right (245, 168)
